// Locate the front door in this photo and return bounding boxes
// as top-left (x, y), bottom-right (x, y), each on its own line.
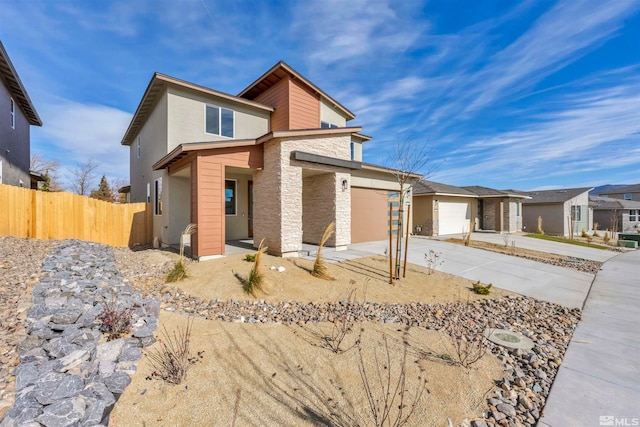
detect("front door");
top-left (248, 180), bottom-right (253, 237)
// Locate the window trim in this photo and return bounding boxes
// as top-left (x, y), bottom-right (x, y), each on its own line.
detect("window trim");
top-left (571, 205), bottom-right (581, 222)
top-left (10, 98), bottom-right (15, 129)
top-left (154, 178), bottom-right (163, 215)
top-left (225, 179), bottom-right (237, 216)
top-left (205, 104), bottom-right (235, 138)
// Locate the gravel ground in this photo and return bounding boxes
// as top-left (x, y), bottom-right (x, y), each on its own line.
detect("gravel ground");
top-left (0, 237), bottom-right (59, 415)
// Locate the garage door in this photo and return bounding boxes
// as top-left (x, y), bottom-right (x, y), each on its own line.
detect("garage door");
top-left (351, 187), bottom-right (398, 243)
top-left (439, 202), bottom-right (471, 235)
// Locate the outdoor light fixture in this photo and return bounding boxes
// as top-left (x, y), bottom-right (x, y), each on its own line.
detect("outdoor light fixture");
top-left (342, 179), bottom-right (348, 191)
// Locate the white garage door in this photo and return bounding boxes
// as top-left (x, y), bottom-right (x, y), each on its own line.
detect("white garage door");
top-left (439, 202), bottom-right (471, 235)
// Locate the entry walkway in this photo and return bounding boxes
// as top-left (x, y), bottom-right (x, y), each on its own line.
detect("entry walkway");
top-left (539, 249), bottom-right (640, 426)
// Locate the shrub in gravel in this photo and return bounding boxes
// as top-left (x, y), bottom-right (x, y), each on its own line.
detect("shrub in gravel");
top-left (96, 299), bottom-right (133, 341)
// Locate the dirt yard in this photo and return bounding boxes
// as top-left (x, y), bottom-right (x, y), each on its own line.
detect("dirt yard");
top-left (109, 249), bottom-right (513, 426)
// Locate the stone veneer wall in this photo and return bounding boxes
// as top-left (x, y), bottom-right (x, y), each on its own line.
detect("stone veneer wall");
top-left (483, 199), bottom-right (498, 231)
top-left (253, 134), bottom-right (351, 256)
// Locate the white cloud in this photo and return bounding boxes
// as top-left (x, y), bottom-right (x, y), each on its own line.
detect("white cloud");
top-left (32, 99), bottom-right (132, 186)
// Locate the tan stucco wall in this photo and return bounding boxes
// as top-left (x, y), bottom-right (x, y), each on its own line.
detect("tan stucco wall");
top-left (412, 195), bottom-right (434, 235)
top-left (253, 134), bottom-right (351, 256)
top-left (320, 99), bottom-right (348, 127)
top-left (166, 86), bottom-right (270, 150)
top-left (167, 173), bottom-right (191, 245)
top-left (351, 141), bottom-right (363, 161)
top-left (224, 172), bottom-right (251, 240)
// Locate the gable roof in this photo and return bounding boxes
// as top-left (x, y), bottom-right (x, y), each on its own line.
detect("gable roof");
top-left (599, 183), bottom-right (640, 195)
top-left (238, 61), bottom-right (356, 121)
top-left (120, 73), bottom-right (274, 146)
top-left (590, 195), bottom-right (640, 210)
top-left (413, 180), bottom-right (477, 197)
top-left (0, 41), bottom-right (42, 126)
top-left (522, 187), bottom-right (593, 204)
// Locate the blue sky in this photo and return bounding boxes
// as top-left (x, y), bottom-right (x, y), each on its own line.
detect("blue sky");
top-left (1, 0), bottom-right (639, 191)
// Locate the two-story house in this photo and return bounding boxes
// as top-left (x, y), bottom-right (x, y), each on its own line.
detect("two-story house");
top-left (598, 184), bottom-right (640, 202)
top-left (121, 62), bottom-right (413, 259)
top-left (0, 41), bottom-right (42, 187)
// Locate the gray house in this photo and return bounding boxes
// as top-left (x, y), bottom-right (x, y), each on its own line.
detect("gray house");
top-left (522, 187), bottom-right (593, 236)
top-left (598, 184), bottom-right (640, 202)
top-left (0, 41), bottom-right (42, 187)
top-left (590, 195), bottom-right (640, 233)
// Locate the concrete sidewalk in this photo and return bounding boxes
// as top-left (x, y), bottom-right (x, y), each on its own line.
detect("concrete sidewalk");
top-left (539, 249), bottom-right (640, 427)
top-left (442, 232), bottom-right (618, 263)
top-left (346, 237), bottom-right (595, 309)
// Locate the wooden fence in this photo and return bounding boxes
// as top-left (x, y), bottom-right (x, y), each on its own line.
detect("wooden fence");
top-left (0, 184), bottom-right (152, 247)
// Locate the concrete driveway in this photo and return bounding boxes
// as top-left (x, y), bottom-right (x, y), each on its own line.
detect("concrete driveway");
top-left (343, 236), bottom-right (596, 309)
top-left (440, 232), bottom-right (618, 263)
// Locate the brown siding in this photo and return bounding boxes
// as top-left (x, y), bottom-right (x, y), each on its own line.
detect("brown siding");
top-left (289, 78), bottom-right (320, 129)
top-left (351, 187), bottom-right (392, 243)
top-left (190, 159), bottom-right (199, 255)
top-left (254, 77), bottom-right (289, 131)
top-left (196, 157), bottom-right (224, 256)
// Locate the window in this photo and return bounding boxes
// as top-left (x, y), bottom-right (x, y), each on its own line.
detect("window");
top-left (146, 182), bottom-right (151, 203)
top-left (154, 178), bottom-right (163, 215)
top-left (321, 121), bottom-right (339, 129)
top-left (136, 137), bottom-right (141, 159)
top-left (350, 142), bottom-right (355, 160)
top-left (205, 105), bottom-right (234, 138)
top-left (516, 201), bottom-right (521, 216)
top-left (624, 193), bottom-right (632, 200)
top-left (571, 205), bottom-right (581, 221)
top-left (630, 210), bottom-right (638, 222)
top-left (225, 180), bottom-right (236, 215)
top-left (10, 98), bottom-right (15, 129)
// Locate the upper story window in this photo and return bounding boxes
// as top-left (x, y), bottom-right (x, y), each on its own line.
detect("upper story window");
top-left (10, 98), bottom-right (15, 129)
top-left (136, 136), bottom-right (141, 159)
top-left (624, 193), bottom-right (632, 200)
top-left (350, 142), bottom-right (355, 160)
top-left (206, 105), bottom-right (234, 138)
top-left (321, 121), bottom-right (338, 129)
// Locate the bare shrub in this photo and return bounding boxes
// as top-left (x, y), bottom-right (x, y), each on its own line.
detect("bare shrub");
top-left (358, 334), bottom-right (428, 427)
top-left (444, 322), bottom-right (487, 368)
top-left (501, 232), bottom-right (510, 247)
top-left (146, 317), bottom-right (200, 385)
top-left (166, 223), bottom-right (196, 283)
top-left (96, 299), bottom-right (133, 341)
top-left (424, 249), bottom-right (443, 275)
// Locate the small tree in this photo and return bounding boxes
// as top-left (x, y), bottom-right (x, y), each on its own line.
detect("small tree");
top-left (30, 154), bottom-right (63, 191)
top-left (386, 137), bottom-right (435, 281)
top-left (67, 159), bottom-right (99, 196)
top-left (40, 170), bottom-right (52, 192)
top-left (90, 175), bottom-right (115, 202)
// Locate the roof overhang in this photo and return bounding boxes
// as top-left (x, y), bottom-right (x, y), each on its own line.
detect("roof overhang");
top-left (238, 61), bottom-right (356, 121)
top-left (0, 41), bottom-right (42, 126)
top-left (153, 139), bottom-right (260, 170)
top-left (121, 73), bottom-right (274, 146)
top-left (414, 192), bottom-right (478, 198)
top-left (360, 162), bottom-right (422, 179)
top-left (257, 126), bottom-right (363, 144)
top-left (291, 151), bottom-right (362, 170)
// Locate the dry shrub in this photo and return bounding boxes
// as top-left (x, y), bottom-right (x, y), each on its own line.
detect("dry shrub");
top-left (146, 317), bottom-right (201, 385)
top-left (244, 239), bottom-right (267, 297)
top-left (444, 322), bottom-right (487, 368)
top-left (358, 334), bottom-right (428, 427)
top-left (96, 299), bottom-right (133, 341)
top-left (472, 281), bottom-right (492, 295)
top-left (165, 223), bottom-right (196, 283)
top-left (312, 222), bottom-right (335, 280)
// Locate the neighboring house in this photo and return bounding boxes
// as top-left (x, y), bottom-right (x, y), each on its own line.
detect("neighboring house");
top-left (412, 181), bottom-right (528, 236)
top-left (521, 187), bottom-right (593, 236)
top-left (590, 195), bottom-right (640, 233)
top-left (0, 41), bottom-right (42, 187)
top-left (598, 184), bottom-right (640, 202)
top-left (121, 62), bottom-right (411, 259)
